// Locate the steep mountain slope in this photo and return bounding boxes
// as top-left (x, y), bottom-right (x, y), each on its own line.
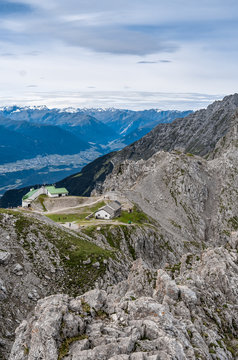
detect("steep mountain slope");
top-left (0, 125), bottom-right (34, 164)
top-left (116, 93), bottom-right (238, 162)
top-left (100, 145), bottom-right (238, 252)
top-left (0, 117), bottom-right (89, 160)
top-left (0, 209), bottom-right (129, 359)
top-left (0, 207), bottom-right (179, 359)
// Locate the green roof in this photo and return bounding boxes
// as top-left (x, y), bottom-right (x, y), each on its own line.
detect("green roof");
top-left (22, 189), bottom-right (38, 200)
top-left (46, 186), bottom-right (68, 195)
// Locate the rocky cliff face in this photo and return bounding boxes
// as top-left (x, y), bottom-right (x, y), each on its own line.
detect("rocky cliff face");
top-left (101, 127), bottom-right (238, 255)
top-left (9, 248), bottom-right (238, 360)
top-left (115, 94), bottom-right (238, 162)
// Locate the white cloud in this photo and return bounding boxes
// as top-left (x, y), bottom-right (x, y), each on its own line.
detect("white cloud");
top-left (0, 0), bottom-right (237, 109)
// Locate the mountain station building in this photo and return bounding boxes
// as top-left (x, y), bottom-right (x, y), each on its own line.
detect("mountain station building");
top-left (22, 186), bottom-right (68, 207)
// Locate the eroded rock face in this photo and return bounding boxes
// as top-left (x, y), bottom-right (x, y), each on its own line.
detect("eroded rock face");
top-left (0, 211), bottom-right (131, 359)
top-left (115, 93), bottom-right (238, 162)
top-left (101, 142), bottom-right (238, 258)
top-left (10, 250), bottom-right (238, 360)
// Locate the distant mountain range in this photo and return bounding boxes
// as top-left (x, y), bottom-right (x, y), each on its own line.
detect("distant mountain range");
top-left (0, 106), bottom-right (191, 147)
top-left (0, 106), bottom-right (191, 195)
top-left (1, 94), bottom-right (236, 208)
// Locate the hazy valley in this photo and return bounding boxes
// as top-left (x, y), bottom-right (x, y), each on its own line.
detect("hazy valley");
top-left (0, 107), bottom-right (191, 196)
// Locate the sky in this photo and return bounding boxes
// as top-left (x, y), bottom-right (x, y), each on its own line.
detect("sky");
top-left (0, 0), bottom-right (238, 110)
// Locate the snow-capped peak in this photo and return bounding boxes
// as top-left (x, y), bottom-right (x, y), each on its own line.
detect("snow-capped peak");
top-left (59, 107), bottom-right (79, 113)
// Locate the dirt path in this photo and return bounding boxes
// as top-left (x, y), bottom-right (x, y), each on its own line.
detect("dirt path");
top-left (44, 196), bottom-right (105, 214)
top-left (62, 219), bottom-right (137, 230)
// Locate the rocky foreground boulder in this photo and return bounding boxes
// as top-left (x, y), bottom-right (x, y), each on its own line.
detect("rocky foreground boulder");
top-left (10, 246), bottom-right (238, 360)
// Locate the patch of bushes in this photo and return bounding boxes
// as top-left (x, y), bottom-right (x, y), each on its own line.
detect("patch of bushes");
top-left (81, 299), bottom-right (91, 314)
top-left (37, 195), bottom-right (47, 212)
top-left (166, 262), bottom-right (181, 273)
top-left (116, 206), bottom-right (152, 225)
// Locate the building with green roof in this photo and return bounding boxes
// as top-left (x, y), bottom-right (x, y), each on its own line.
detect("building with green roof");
top-left (45, 186), bottom-right (69, 197)
top-left (22, 189), bottom-right (38, 201)
top-left (22, 185), bottom-right (69, 207)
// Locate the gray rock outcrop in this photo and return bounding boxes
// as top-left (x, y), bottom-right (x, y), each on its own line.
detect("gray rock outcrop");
top-left (0, 250), bottom-right (11, 265)
top-left (101, 135), bottom-right (238, 258)
top-left (115, 93), bottom-right (238, 162)
top-left (0, 210), bottom-right (132, 359)
top-left (9, 249), bottom-right (238, 359)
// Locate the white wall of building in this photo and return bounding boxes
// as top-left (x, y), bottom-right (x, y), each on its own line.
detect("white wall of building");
top-left (47, 191), bottom-right (59, 198)
top-left (22, 200), bottom-right (31, 207)
top-left (22, 187), bottom-right (46, 207)
top-left (95, 209), bottom-right (112, 219)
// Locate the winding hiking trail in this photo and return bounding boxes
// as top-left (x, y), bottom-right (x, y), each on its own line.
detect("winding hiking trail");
top-left (45, 196), bottom-right (104, 214)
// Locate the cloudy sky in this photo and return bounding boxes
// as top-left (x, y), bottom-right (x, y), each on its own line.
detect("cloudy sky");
top-left (0, 0), bottom-right (238, 110)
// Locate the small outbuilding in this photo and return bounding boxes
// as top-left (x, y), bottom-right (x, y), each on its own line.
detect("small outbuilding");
top-left (45, 186), bottom-right (68, 198)
top-left (95, 201), bottom-right (121, 220)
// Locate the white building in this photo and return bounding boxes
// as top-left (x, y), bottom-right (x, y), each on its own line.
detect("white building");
top-left (45, 186), bottom-right (68, 198)
top-left (22, 185), bottom-right (68, 207)
top-left (22, 187), bottom-right (45, 207)
top-left (95, 201), bottom-right (121, 220)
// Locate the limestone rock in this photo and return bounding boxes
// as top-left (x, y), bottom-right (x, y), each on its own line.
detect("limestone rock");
top-left (9, 248), bottom-right (238, 359)
top-left (0, 250), bottom-right (11, 265)
top-left (12, 263), bottom-right (24, 275)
